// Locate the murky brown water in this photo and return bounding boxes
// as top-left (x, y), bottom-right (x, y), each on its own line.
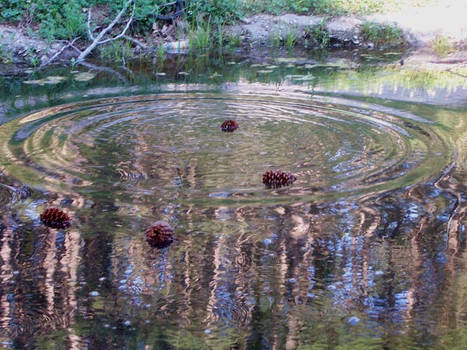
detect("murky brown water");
top-left (0, 55), bottom-right (466, 349)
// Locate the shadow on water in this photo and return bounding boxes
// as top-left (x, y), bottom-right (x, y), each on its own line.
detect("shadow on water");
top-left (0, 50), bottom-right (466, 349)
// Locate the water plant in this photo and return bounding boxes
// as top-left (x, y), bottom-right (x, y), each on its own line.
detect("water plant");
top-left (156, 45), bottom-right (164, 62)
top-left (99, 39), bottom-right (134, 63)
top-left (188, 21), bottom-right (212, 49)
top-left (215, 22), bottom-right (224, 49)
top-left (270, 29), bottom-right (281, 49)
top-left (284, 26), bottom-right (300, 49)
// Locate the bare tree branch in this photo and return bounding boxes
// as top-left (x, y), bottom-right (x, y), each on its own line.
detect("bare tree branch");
top-left (123, 35), bottom-right (148, 49)
top-left (70, 45), bottom-right (82, 54)
top-left (77, 0), bottom-right (135, 63)
top-left (98, 3), bottom-right (135, 45)
top-left (40, 37), bottom-right (81, 67)
top-left (87, 7), bottom-right (95, 41)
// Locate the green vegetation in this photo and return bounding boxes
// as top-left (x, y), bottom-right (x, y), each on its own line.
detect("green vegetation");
top-left (0, 1), bottom-right (435, 42)
top-left (241, 0), bottom-right (434, 16)
top-left (360, 21), bottom-right (405, 48)
top-left (99, 39), bottom-right (134, 62)
top-left (1, 0), bottom-right (87, 41)
top-left (188, 22), bottom-right (211, 49)
top-left (223, 32), bottom-right (243, 49)
top-left (0, 43), bottom-right (14, 63)
top-left (269, 29), bottom-right (281, 49)
top-left (0, 0), bottom-right (244, 41)
top-left (431, 35), bottom-right (453, 57)
top-left (284, 26), bottom-right (300, 49)
top-left (242, 0), bottom-right (386, 15)
top-left (305, 18), bottom-right (330, 49)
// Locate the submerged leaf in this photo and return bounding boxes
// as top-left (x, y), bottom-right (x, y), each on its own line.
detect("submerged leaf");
top-left (74, 72), bottom-right (96, 82)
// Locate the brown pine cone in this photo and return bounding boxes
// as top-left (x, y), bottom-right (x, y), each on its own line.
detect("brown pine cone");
top-left (262, 170), bottom-right (297, 188)
top-left (220, 119), bottom-right (239, 132)
top-left (40, 208), bottom-right (72, 229)
top-left (145, 221), bottom-right (174, 248)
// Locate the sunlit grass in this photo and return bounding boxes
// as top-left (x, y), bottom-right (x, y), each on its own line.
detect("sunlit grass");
top-left (240, 0), bottom-right (439, 15)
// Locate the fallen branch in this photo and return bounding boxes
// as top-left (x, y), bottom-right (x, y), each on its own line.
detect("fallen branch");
top-left (39, 37), bottom-right (80, 67)
top-left (87, 7), bottom-right (95, 41)
top-left (123, 35), bottom-right (148, 49)
top-left (77, 0), bottom-right (135, 63)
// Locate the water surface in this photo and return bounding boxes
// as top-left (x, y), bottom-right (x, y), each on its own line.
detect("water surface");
top-left (0, 53), bottom-right (466, 349)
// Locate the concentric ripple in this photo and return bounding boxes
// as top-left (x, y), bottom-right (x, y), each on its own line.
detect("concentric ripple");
top-left (0, 86), bottom-right (450, 206)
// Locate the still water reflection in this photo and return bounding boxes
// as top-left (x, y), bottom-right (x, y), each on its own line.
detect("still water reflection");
top-left (0, 56), bottom-right (465, 349)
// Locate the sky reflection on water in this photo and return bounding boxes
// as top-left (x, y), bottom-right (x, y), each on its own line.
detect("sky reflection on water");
top-left (0, 55), bottom-right (465, 349)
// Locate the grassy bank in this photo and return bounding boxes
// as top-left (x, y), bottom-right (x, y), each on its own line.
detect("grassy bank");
top-left (0, 0), bottom-right (437, 41)
top-left (242, 0), bottom-right (436, 16)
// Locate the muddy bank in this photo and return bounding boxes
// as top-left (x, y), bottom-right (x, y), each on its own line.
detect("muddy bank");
top-left (0, 25), bottom-right (63, 66)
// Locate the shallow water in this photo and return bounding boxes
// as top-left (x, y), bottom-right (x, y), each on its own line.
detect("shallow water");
top-left (0, 53), bottom-right (466, 349)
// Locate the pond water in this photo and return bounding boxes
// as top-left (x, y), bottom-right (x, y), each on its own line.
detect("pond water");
top-left (0, 52), bottom-right (466, 349)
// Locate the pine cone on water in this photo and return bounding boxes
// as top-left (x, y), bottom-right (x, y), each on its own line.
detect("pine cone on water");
top-left (262, 170), bottom-right (297, 189)
top-left (220, 119), bottom-right (239, 132)
top-left (145, 221), bottom-right (174, 248)
top-left (40, 208), bottom-right (72, 229)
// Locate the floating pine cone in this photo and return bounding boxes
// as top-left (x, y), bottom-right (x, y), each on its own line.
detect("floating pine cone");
top-left (40, 208), bottom-right (71, 229)
top-left (220, 119), bottom-right (239, 132)
top-left (145, 221), bottom-right (174, 248)
top-left (262, 170), bottom-right (297, 188)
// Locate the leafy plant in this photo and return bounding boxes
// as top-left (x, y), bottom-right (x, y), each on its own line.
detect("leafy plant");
top-left (431, 35), bottom-right (453, 57)
top-left (360, 21), bottom-right (405, 48)
top-left (27, 48), bottom-right (40, 66)
top-left (305, 18), bottom-right (330, 49)
top-left (39, 2), bottom-right (86, 41)
top-left (185, 0), bottom-right (243, 24)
